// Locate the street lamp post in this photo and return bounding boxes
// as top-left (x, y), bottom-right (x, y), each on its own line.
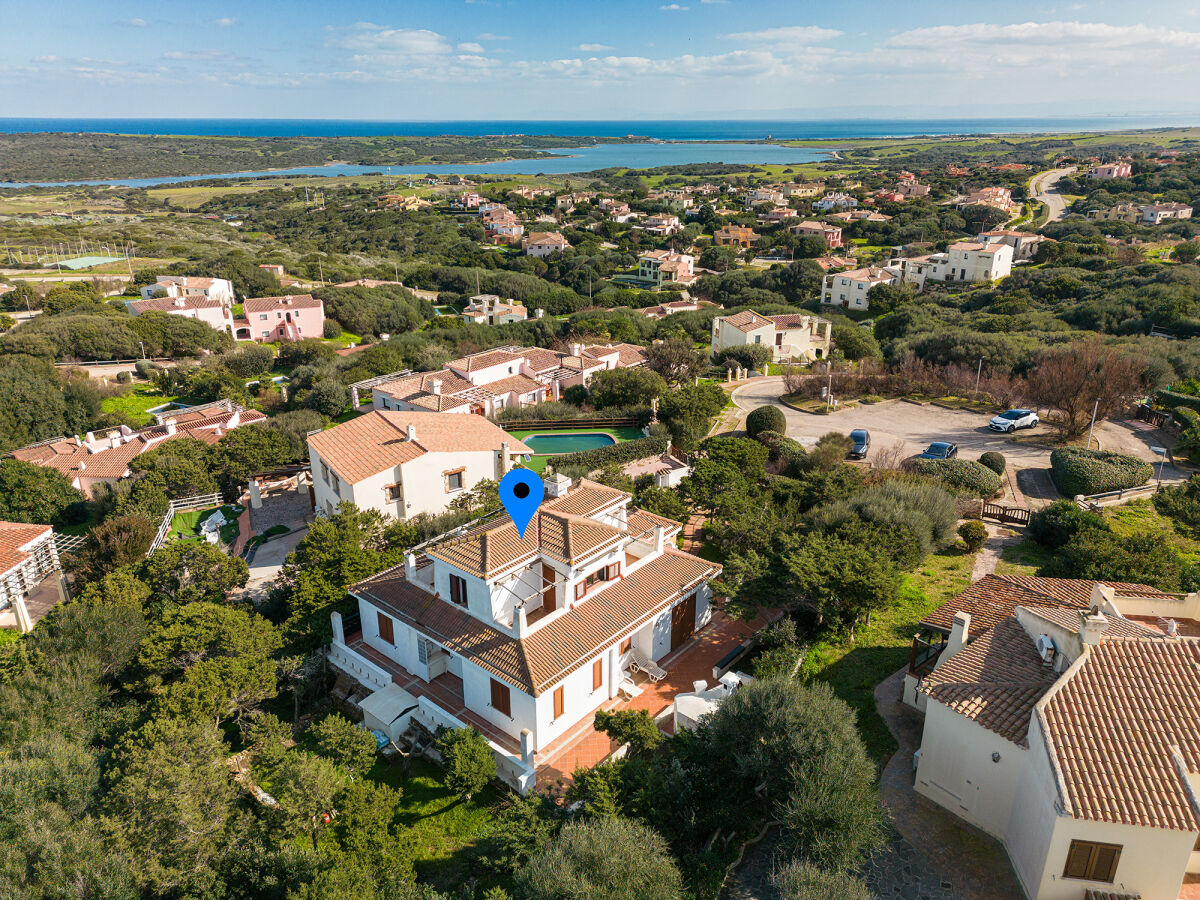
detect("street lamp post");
top-left (973, 356), bottom-right (986, 400)
top-left (1085, 399), bottom-right (1100, 450)
top-left (139, 340), bottom-right (146, 360)
top-left (826, 360), bottom-right (834, 412)
top-left (1151, 446), bottom-right (1167, 489)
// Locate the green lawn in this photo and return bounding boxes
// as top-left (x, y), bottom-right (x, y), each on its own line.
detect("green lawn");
top-left (506, 426), bottom-right (645, 473)
top-left (169, 505), bottom-right (241, 544)
top-left (100, 386), bottom-right (177, 427)
top-left (801, 548), bottom-right (975, 763)
top-left (994, 538), bottom-right (1054, 577)
top-left (1107, 498), bottom-right (1200, 564)
top-left (364, 756), bottom-right (505, 891)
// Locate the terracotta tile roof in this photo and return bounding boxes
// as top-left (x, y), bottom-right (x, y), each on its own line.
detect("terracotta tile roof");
top-left (583, 343), bottom-right (647, 367)
top-left (480, 373), bottom-right (544, 397)
top-left (406, 394), bottom-right (473, 412)
top-left (517, 347), bottom-right (566, 373)
top-left (1043, 638), bottom-right (1200, 832)
top-left (545, 479), bottom-right (629, 517)
top-left (242, 294), bottom-right (322, 313)
top-left (626, 508), bottom-right (683, 538)
top-left (1019, 604), bottom-right (1161, 640)
top-left (920, 575), bottom-right (1169, 635)
top-left (375, 371), bottom-right (475, 402)
top-left (769, 313), bottom-right (826, 330)
top-left (921, 618), bottom-right (1059, 745)
top-left (446, 349), bottom-right (524, 373)
top-left (524, 231), bottom-right (570, 247)
top-left (353, 545), bottom-right (718, 694)
top-left (720, 310), bottom-right (774, 333)
top-left (0, 521), bottom-right (52, 575)
top-left (129, 295), bottom-right (225, 313)
top-left (307, 411), bottom-right (531, 484)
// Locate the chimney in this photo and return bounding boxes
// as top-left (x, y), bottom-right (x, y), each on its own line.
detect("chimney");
top-left (404, 552), bottom-right (416, 581)
top-left (1088, 582), bottom-right (1116, 614)
top-left (165, 418), bottom-right (176, 436)
top-left (543, 471), bottom-right (572, 498)
top-left (109, 434), bottom-right (122, 449)
top-left (571, 342), bottom-right (583, 357)
top-left (406, 423), bottom-right (417, 442)
top-left (74, 435), bottom-right (83, 446)
top-left (512, 604), bottom-right (528, 639)
top-left (430, 379), bottom-right (442, 396)
top-left (653, 525), bottom-right (665, 554)
top-left (78, 461), bottom-right (86, 471)
top-left (499, 441), bottom-right (511, 476)
top-left (946, 611), bottom-right (971, 657)
top-left (85, 431), bottom-right (95, 444)
top-left (1078, 609), bottom-right (1109, 646)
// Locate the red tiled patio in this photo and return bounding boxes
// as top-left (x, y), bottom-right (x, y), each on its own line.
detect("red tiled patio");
top-left (345, 603), bottom-right (780, 789)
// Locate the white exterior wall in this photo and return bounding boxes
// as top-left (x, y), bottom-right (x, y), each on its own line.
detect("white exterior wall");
top-left (712, 319), bottom-right (773, 355)
top-left (533, 646), bottom-right (614, 751)
top-left (447, 358), bottom-right (523, 387)
top-left (822, 274), bottom-right (878, 309)
top-left (915, 701), bottom-right (1025, 838)
top-left (461, 656), bottom-right (535, 745)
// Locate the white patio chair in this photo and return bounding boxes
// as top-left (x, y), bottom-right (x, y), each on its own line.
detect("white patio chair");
top-left (630, 648), bottom-right (667, 683)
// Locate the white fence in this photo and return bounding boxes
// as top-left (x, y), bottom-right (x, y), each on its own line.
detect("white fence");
top-left (148, 492), bottom-right (224, 555)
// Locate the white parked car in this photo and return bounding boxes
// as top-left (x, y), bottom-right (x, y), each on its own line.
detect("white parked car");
top-left (989, 409), bottom-right (1039, 432)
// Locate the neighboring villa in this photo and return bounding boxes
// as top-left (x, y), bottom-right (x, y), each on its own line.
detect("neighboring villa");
top-left (1088, 161), bottom-right (1133, 179)
top-left (326, 473), bottom-right (720, 792)
top-left (637, 250), bottom-right (696, 287)
top-left (1088, 202), bottom-right (1193, 226)
top-left (887, 238), bottom-right (1014, 290)
top-left (814, 192), bottom-right (858, 211)
top-left (0, 521), bottom-right (61, 633)
top-left (829, 210), bottom-right (892, 223)
top-left (820, 265), bottom-right (898, 310)
top-left (713, 225), bottom-right (757, 248)
top-left (959, 186), bottom-right (1018, 215)
top-left (904, 574), bottom-right (1200, 900)
top-left (897, 180), bottom-right (931, 198)
top-left (782, 182), bottom-right (824, 198)
top-left (233, 294), bottom-right (325, 342)
top-left (10, 400), bottom-right (266, 497)
top-left (461, 294), bottom-right (535, 326)
top-left (640, 214), bottom-right (683, 236)
top-left (481, 207), bottom-right (525, 243)
top-left (371, 343), bottom-right (647, 414)
top-left (977, 229), bottom-right (1048, 261)
top-left (138, 275), bottom-right (235, 307)
top-left (522, 232), bottom-right (571, 258)
top-left (746, 188), bottom-right (785, 206)
top-left (711, 309), bottom-right (832, 362)
top-left (307, 410), bottom-right (532, 519)
top-left (126, 293), bottom-right (235, 334)
top-left (642, 299), bottom-right (702, 320)
top-left (757, 206), bottom-right (798, 224)
top-left (789, 220), bottom-right (843, 248)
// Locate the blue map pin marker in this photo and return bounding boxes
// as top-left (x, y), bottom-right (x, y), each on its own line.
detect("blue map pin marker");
top-left (499, 468), bottom-right (545, 539)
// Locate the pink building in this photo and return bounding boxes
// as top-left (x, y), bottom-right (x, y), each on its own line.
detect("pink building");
top-left (1089, 162), bottom-right (1133, 180)
top-left (234, 294), bottom-right (325, 342)
top-left (126, 294), bottom-right (234, 334)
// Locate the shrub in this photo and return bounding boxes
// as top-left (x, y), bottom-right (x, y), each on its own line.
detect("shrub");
top-left (808, 478), bottom-right (958, 560)
top-left (1049, 448), bottom-right (1152, 497)
top-left (306, 713), bottom-right (378, 776)
top-left (1156, 389), bottom-right (1200, 416)
top-left (806, 432), bottom-right (853, 472)
top-left (1174, 407), bottom-right (1200, 466)
top-left (912, 458), bottom-right (1003, 497)
top-left (116, 370), bottom-right (132, 384)
top-left (958, 520), bottom-right (989, 552)
top-left (745, 405), bottom-right (786, 438)
top-left (322, 319), bottom-right (342, 339)
top-left (436, 727), bottom-right (495, 800)
top-left (773, 861), bottom-right (871, 900)
top-left (546, 435), bottom-right (668, 473)
top-left (134, 359), bottom-right (158, 379)
top-left (1042, 528), bottom-right (1192, 591)
top-left (1028, 499), bottom-right (1110, 548)
top-left (715, 343), bottom-right (772, 371)
top-left (978, 451), bottom-right (1006, 475)
top-left (1152, 475), bottom-right (1200, 536)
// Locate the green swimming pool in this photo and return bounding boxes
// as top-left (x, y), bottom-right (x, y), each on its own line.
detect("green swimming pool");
top-left (522, 432), bottom-right (617, 455)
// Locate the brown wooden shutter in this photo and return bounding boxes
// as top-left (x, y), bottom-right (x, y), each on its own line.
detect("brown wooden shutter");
top-left (1091, 844), bottom-right (1120, 882)
top-left (377, 612), bottom-right (394, 645)
top-left (553, 685), bottom-right (564, 719)
top-left (593, 658), bottom-right (603, 690)
top-left (620, 637), bottom-right (632, 655)
top-left (575, 581), bottom-right (585, 601)
top-left (490, 679), bottom-right (511, 717)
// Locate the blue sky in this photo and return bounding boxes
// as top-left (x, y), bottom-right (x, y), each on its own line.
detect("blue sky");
top-left (4, 0), bottom-right (1200, 119)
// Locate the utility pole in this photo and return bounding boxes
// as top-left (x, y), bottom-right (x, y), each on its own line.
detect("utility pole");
top-left (1086, 399), bottom-right (1100, 450)
top-left (973, 356), bottom-right (986, 400)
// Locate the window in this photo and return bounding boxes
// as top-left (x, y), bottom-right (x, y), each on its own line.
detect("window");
top-left (445, 470), bottom-right (464, 492)
top-left (620, 637), bottom-right (632, 655)
top-left (593, 659), bottom-right (603, 691)
top-left (417, 638), bottom-right (430, 665)
top-left (377, 612), bottom-right (394, 645)
top-left (753, 335), bottom-right (761, 344)
top-left (321, 462), bottom-right (330, 485)
top-left (330, 473), bottom-right (340, 495)
top-left (259, 314), bottom-right (268, 321)
top-left (490, 679), bottom-right (511, 717)
top-left (1062, 840), bottom-right (1121, 883)
top-left (575, 565), bottom-right (616, 600)
top-left (553, 685), bottom-right (564, 720)
top-left (449, 574), bottom-right (467, 607)
top-left (384, 483), bottom-right (402, 503)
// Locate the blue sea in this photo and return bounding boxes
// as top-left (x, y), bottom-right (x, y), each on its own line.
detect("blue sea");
top-left (0, 116), bottom-right (1194, 188)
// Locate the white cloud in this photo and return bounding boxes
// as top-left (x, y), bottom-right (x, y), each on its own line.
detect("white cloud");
top-left (701, 0), bottom-right (729, 4)
top-left (477, 32), bottom-right (510, 40)
top-left (163, 49), bottom-right (234, 61)
top-left (332, 24), bottom-right (455, 66)
top-left (213, 17), bottom-right (236, 26)
top-left (126, 17), bottom-right (146, 27)
top-left (576, 43), bottom-right (615, 51)
top-left (660, 3), bottom-right (689, 10)
top-left (723, 25), bottom-right (843, 42)
top-left (457, 42), bottom-right (485, 53)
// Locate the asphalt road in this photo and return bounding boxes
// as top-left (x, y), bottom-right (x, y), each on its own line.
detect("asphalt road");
top-left (731, 378), bottom-right (1187, 503)
top-left (1029, 167), bottom-right (1075, 224)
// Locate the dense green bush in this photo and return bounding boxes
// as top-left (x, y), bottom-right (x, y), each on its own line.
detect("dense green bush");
top-left (958, 520), bottom-right (989, 552)
top-left (546, 435), bottom-right (667, 473)
top-left (1153, 475), bottom-right (1200, 536)
top-left (1049, 448), bottom-right (1152, 497)
top-left (714, 343), bottom-right (772, 371)
top-left (745, 405), bottom-right (786, 439)
top-left (911, 458), bottom-right (1003, 497)
top-left (322, 319), bottom-right (342, 339)
top-left (1028, 499), bottom-right (1110, 548)
top-left (808, 478), bottom-right (958, 560)
top-left (1174, 407), bottom-right (1200, 466)
top-left (978, 451), bottom-right (1006, 475)
top-left (754, 429), bottom-right (808, 472)
top-left (1156, 388), bottom-right (1200, 415)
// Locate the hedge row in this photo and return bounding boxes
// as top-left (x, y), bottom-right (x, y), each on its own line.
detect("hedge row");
top-left (1155, 389), bottom-right (1200, 415)
top-left (912, 458), bottom-right (1003, 498)
top-left (1175, 407), bottom-right (1200, 466)
top-left (546, 435), bottom-right (668, 472)
top-left (1049, 448), bottom-right (1152, 497)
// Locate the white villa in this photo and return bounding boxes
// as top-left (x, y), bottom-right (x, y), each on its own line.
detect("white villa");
top-left (327, 474), bottom-right (720, 792)
top-left (904, 574), bottom-right (1200, 900)
top-left (888, 239), bottom-right (1014, 290)
top-left (523, 232), bottom-right (571, 258)
top-left (461, 294), bottom-right (534, 326)
top-left (711, 309), bottom-right (832, 362)
top-left (307, 410), bottom-right (533, 520)
top-left (137, 275), bottom-right (235, 307)
top-left (820, 265), bottom-right (899, 310)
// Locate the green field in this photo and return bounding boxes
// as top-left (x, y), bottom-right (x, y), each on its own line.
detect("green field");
top-left (506, 425), bottom-right (645, 473)
top-left (100, 386), bottom-right (178, 426)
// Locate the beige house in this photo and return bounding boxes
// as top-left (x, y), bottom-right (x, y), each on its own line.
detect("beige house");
top-left (522, 232), bottom-right (571, 258)
top-left (307, 411), bottom-right (532, 520)
top-left (710, 309), bottom-right (831, 362)
top-left (978, 230), bottom-right (1048, 261)
top-left (820, 265), bottom-right (899, 310)
top-left (906, 575), bottom-right (1200, 900)
top-left (638, 250), bottom-right (696, 287)
top-left (789, 220), bottom-right (843, 248)
top-left (461, 294), bottom-right (532, 326)
top-left (889, 240), bottom-right (1014, 290)
top-left (714, 225), bottom-right (757, 248)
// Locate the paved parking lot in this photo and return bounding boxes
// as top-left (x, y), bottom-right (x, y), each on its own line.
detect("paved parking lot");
top-left (731, 378), bottom-right (1187, 506)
